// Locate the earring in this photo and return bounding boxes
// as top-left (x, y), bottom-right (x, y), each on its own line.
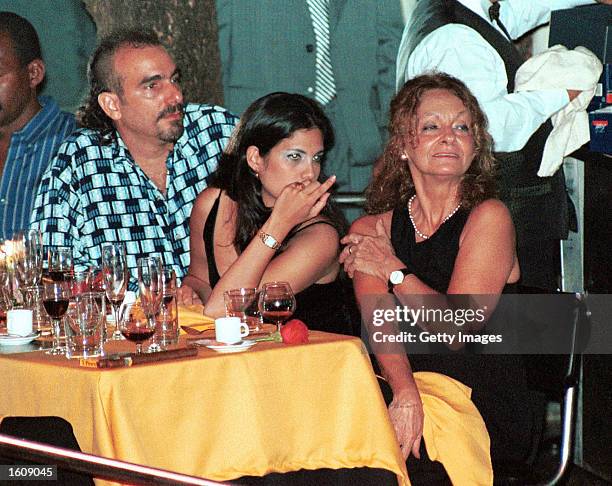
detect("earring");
top-left (400, 153), bottom-right (408, 160)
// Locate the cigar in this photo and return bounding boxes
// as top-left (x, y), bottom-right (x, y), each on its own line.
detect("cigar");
top-left (96, 347), bottom-right (198, 368)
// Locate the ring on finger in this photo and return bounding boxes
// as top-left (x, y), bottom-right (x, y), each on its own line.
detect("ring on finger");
top-left (348, 245), bottom-right (353, 255)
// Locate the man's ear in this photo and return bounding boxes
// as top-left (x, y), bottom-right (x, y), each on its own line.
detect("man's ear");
top-left (27, 59), bottom-right (45, 90)
top-left (97, 92), bottom-right (122, 121)
top-left (246, 145), bottom-right (264, 174)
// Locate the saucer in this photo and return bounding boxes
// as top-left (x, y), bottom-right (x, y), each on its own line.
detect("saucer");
top-left (0, 332), bottom-right (41, 346)
top-left (195, 339), bottom-right (257, 354)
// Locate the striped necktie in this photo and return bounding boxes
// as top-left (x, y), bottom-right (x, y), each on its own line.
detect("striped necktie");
top-left (306, 0), bottom-right (336, 105)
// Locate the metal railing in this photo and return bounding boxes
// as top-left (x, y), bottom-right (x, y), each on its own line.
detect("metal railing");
top-left (0, 433), bottom-right (230, 485)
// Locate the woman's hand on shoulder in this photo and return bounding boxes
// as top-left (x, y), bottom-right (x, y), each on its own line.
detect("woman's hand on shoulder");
top-left (339, 213), bottom-right (401, 281)
top-left (270, 176), bottom-right (336, 231)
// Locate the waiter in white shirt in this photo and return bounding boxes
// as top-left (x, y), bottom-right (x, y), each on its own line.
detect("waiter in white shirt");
top-left (396, 0), bottom-right (610, 291)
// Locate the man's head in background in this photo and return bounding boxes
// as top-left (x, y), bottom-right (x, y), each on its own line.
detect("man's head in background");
top-left (0, 11), bottom-right (45, 132)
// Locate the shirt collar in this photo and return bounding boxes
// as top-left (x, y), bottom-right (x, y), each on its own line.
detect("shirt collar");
top-left (12, 96), bottom-right (61, 144)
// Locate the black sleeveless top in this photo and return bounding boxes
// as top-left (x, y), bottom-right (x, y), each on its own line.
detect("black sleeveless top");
top-left (202, 194), bottom-right (352, 335)
top-left (389, 204), bottom-right (539, 466)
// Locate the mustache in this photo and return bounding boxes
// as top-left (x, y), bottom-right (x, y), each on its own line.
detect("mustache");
top-left (157, 103), bottom-right (184, 121)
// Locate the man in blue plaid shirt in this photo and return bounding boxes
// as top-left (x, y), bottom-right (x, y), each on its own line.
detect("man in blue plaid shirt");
top-left (0, 12), bottom-right (75, 240)
top-left (30, 29), bottom-right (238, 293)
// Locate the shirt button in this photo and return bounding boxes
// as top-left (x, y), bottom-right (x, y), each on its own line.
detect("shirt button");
top-left (307, 87), bottom-right (314, 94)
top-left (306, 44), bottom-right (314, 53)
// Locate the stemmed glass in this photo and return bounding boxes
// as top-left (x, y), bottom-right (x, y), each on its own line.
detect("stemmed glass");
top-left (137, 257), bottom-right (162, 351)
top-left (101, 243), bottom-right (128, 341)
top-left (119, 303), bottom-right (155, 354)
top-left (14, 229), bottom-right (43, 283)
top-left (258, 281), bottom-right (296, 333)
top-left (43, 281), bottom-right (70, 355)
top-left (47, 247), bottom-right (73, 282)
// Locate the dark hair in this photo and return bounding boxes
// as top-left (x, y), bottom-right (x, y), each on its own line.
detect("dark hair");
top-left (0, 12), bottom-right (42, 66)
top-left (211, 92), bottom-right (346, 251)
top-left (366, 72), bottom-right (497, 214)
top-left (77, 28), bottom-right (162, 131)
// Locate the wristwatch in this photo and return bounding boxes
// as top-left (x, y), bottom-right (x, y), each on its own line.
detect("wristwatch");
top-left (388, 268), bottom-right (412, 292)
top-left (259, 231), bottom-right (282, 250)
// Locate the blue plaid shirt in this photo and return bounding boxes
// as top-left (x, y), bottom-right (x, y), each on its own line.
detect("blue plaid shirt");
top-left (0, 97), bottom-right (75, 240)
top-left (30, 103), bottom-right (238, 289)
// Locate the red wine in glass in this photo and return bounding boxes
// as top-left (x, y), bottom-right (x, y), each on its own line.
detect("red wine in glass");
top-left (43, 298), bottom-right (69, 318)
top-left (259, 282), bottom-right (296, 333)
top-left (121, 328), bottom-right (156, 344)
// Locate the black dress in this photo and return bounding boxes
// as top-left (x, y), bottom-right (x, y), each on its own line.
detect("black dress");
top-left (202, 194), bottom-right (352, 335)
top-left (389, 205), bottom-right (543, 468)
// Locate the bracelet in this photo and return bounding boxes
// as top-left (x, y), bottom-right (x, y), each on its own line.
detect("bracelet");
top-left (392, 403), bottom-right (417, 409)
top-left (259, 231), bottom-right (281, 250)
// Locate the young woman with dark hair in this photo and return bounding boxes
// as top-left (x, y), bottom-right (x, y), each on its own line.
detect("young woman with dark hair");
top-left (182, 92), bottom-right (351, 334)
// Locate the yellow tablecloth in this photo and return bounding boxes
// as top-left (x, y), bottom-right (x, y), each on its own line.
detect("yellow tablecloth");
top-left (0, 331), bottom-right (409, 485)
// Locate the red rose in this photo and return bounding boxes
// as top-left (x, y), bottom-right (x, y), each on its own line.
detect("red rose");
top-left (280, 319), bottom-right (309, 344)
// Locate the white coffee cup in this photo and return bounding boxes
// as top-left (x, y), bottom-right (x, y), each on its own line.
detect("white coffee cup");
top-left (7, 309), bottom-right (34, 336)
top-left (215, 316), bottom-right (249, 345)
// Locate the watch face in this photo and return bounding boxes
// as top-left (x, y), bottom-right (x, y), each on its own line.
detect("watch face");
top-left (390, 270), bottom-right (404, 285)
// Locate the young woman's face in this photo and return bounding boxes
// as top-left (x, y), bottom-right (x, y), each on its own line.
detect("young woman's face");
top-left (249, 128), bottom-right (325, 207)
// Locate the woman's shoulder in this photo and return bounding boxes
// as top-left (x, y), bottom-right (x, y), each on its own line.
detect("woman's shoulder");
top-left (349, 211), bottom-right (393, 235)
top-left (190, 187), bottom-right (224, 228)
top-left (467, 199), bottom-right (512, 224)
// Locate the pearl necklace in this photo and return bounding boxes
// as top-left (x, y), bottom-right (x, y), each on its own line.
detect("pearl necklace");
top-left (408, 195), bottom-right (462, 240)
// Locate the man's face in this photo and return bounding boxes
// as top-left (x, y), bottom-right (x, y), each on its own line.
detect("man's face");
top-left (0, 32), bottom-right (38, 131)
top-left (110, 45), bottom-right (184, 147)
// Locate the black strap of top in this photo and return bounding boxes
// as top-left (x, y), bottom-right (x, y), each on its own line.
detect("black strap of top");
top-left (203, 191), bottom-right (222, 288)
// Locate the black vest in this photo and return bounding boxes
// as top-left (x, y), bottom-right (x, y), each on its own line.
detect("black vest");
top-left (402, 0), bottom-right (569, 242)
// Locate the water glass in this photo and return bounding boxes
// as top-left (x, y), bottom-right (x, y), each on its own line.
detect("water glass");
top-left (65, 292), bottom-right (104, 359)
top-left (224, 287), bottom-right (263, 331)
top-left (25, 285), bottom-right (51, 335)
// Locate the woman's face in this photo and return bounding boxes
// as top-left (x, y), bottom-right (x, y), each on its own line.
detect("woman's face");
top-left (249, 128), bottom-right (324, 207)
top-left (402, 88), bottom-right (475, 181)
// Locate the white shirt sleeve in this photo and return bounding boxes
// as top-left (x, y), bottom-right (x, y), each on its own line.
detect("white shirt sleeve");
top-left (499, 0), bottom-right (598, 39)
top-left (404, 24), bottom-right (569, 152)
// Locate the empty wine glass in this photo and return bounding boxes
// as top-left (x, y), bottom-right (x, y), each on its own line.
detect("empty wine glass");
top-left (47, 247), bottom-right (73, 282)
top-left (13, 230), bottom-right (43, 293)
top-left (258, 281), bottom-right (296, 333)
top-left (137, 257), bottom-right (162, 351)
top-left (43, 281), bottom-right (70, 355)
top-left (119, 303), bottom-right (156, 354)
top-left (102, 243), bottom-right (128, 341)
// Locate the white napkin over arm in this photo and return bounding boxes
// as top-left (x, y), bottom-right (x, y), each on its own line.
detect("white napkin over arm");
top-left (514, 45), bottom-right (603, 177)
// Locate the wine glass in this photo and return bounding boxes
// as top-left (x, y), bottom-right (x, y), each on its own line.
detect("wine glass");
top-left (101, 243), bottom-right (128, 341)
top-left (43, 281), bottom-right (70, 355)
top-left (13, 230), bottom-right (44, 293)
top-left (47, 247), bottom-right (73, 282)
top-left (119, 303), bottom-right (155, 354)
top-left (137, 257), bottom-right (162, 351)
top-left (258, 281), bottom-right (296, 333)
